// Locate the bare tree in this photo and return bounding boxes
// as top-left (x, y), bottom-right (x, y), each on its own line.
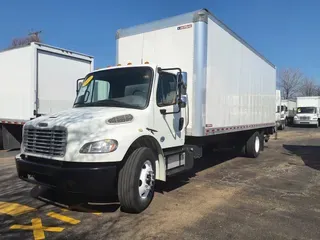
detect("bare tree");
top-left (9, 31), bottom-right (42, 49)
top-left (300, 78), bottom-right (317, 96)
top-left (277, 68), bottom-right (303, 99)
top-left (315, 85), bottom-right (320, 96)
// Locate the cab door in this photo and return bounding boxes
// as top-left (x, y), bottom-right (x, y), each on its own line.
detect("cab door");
top-left (152, 71), bottom-right (186, 149)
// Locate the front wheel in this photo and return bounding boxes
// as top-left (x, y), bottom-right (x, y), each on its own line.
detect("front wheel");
top-left (118, 147), bottom-right (156, 213)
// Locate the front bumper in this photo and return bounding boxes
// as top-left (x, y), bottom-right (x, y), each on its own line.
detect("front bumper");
top-left (15, 154), bottom-right (118, 195)
top-left (293, 119), bottom-right (318, 125)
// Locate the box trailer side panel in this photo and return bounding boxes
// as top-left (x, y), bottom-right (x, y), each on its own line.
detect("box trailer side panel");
top-left (282, 100), bottom-right (296, 110)
top-left (276, 90), bottom-right (281, 112)
top-left (288, 100), bottom-right (296, 109)
top-left (36, 46), bottom-right (93, 115)
top-left (117, 22), bottom-right (195, 133)
top-left (0, 46), bottom-right (34, 121)
top-left (206, 19), bottom-right (276, 130)
top-left (117, 33), bottom-right (144, 65)
top-left (117, 9), bottom-right (276, 137)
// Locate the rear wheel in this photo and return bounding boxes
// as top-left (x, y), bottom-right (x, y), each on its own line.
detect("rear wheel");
top-left (118, 147), bottom-right (156, 213)
top-left (245, 131), bottom-right (261, 158)
top-left (279, 122), bottom-right (285, 130)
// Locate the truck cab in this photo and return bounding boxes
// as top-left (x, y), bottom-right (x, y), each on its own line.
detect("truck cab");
top-left (294, 106), bottom-right (319, 127)
top-left (280, 105), bottom-right (288, 125)
top-left (294, 96), bottom-right (320, 128)
top-left (15, 64), bottom-right (189, 213)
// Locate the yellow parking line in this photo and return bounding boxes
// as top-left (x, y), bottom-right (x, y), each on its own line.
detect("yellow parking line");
top-left (92, 212), bottom-right (102, 215)
top-left (0, 201), bottom-right (35, 216)
top-left (47, 212), bottom-right (80, 225)
top-left (10, 218), bottom-right (64, 240)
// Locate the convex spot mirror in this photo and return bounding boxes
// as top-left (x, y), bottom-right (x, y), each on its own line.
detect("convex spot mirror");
top-left (177, 72), bottom-right (187, 92)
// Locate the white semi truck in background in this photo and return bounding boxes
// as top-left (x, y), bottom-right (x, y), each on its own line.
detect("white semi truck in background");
top-left (15, 9), bottom-right (276, 213)
top-left (281, 99), bottom-right (297, 126)
top-left (0, 43), bottom-right (94, 150)
top-left (294, 96), bottom-right (320, 127)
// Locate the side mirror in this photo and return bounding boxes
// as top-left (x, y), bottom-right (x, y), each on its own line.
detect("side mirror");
top-left (177, 72), bottom-right (187, 95)
top-left (76, 78), bottom-right (84, 95)
top-left (180, 72), bottom-right (187, 87)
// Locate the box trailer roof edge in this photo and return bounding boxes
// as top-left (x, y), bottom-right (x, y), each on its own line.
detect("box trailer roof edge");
top-left (116, 8), bottom-right (275, 69)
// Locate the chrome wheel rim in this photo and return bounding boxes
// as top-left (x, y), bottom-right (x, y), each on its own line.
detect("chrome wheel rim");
top-left (255, 136), bottom-right (260, 153)
top-left (138, 160), bottom-right (155, 199)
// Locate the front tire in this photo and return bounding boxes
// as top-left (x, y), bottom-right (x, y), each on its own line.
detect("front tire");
top-left (118, 147), bottom-right (156, 213)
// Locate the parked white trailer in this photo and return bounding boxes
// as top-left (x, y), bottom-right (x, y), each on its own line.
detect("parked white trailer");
top-left (275, 90), bottom-right (283, 130)
top-left (15, 9), bottom-right (276, 213)
top-left (281, 99), bottom-right (297, 125)
top-left (0, 42), bottom-right (94, 150)
top-left (294, 96), bottom-right (320, 127)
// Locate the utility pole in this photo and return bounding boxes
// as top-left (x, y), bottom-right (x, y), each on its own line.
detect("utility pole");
top-left (28, 30), bottom-right (42, 42)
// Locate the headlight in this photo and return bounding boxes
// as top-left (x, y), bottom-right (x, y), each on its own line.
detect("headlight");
top-left (294, 116), bottom-right (299, 120)
top-left (80, 139), bottom-right (118, 153)
top-left (312, 116), bottom-right (318, 120)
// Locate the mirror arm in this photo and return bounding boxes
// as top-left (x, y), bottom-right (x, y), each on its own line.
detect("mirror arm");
top-left (160, 108), bottom-right (181, 115)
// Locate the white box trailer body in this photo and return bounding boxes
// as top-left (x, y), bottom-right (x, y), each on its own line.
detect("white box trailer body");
top-left (297, 96), bottom-right (320, 109)
top-left (294, 96), bottom-right (320, 127)
top-left (0, 42), bottom-right (94, 149)
top-left (275, 90), bottom-right (281, 122)
top-left (117, 9), bottom-right (276, 137)
top-left (281, 99), bottom-right (297, 114)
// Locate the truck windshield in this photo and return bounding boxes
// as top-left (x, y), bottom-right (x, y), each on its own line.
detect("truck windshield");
top-left (74, 67), bottom-right (153, 109)
top-left (297, 107), bottom-right (316, 114)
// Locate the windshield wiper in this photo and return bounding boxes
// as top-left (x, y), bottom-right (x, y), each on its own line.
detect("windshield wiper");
top-left (74, 99), bottom-right (138, 109)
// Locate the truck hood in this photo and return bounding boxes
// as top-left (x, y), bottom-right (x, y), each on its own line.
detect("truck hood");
top-left (22, 106), bottom-right (153, 162)
top-left (26, 107), bottom-right (141, 128)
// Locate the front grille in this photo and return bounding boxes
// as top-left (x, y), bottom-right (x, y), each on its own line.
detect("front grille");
top-left (300, 116), bottom-right (310, 120)
top-left (23, 127), bottom-right (67, 157)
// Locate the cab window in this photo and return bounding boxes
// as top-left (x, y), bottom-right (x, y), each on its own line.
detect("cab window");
top-left (157, 72), bottom-right (177, 107)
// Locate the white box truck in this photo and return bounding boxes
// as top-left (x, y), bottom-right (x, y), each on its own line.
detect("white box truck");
top-left (281, 99), bottom-right (296, 126)
top-left (0, 42), bottom-right (94, 150)
top-left (294, 96), bottom-right (320, 127)
top-left (15, 9), bottom-right (276, 213)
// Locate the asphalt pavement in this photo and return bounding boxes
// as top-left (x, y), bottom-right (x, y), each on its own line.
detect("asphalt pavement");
top-left (1, 127), bottom-right (320, 240)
